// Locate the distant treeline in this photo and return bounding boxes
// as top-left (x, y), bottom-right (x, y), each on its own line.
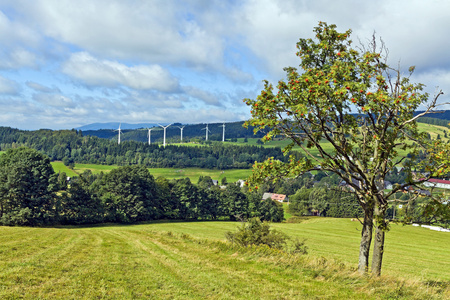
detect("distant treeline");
top-left (415, 110), bottom-right (450, 121)
top-left (417, 117), bottom-right (450, 128)
top-left (0, 127), bottom-right (296, 169)
top-left (82, 121), bottom-right (266, 143)
top-left (0, 148), bottom-right (285, 226)
top-left (85, 116), bottom-right (450, 144)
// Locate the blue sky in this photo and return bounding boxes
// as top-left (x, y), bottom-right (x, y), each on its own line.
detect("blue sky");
top-left (0, 0), bottom-right (449, 130)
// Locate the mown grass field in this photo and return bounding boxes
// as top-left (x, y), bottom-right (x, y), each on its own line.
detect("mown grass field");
top-left (50, 162), bottom-right (252, 183)
top-left (0, 218), bottom-right (448, 299)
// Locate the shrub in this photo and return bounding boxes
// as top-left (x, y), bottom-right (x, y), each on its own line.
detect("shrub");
top-left (225, 217), bottom-right (307, 255)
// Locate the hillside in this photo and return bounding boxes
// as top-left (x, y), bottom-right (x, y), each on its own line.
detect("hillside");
top-left (81, 120), bottom-right (266, 143)
top-left (0, 219), bottom-right (447, 299)
top-left (79, 114), bottom-right (450, 144)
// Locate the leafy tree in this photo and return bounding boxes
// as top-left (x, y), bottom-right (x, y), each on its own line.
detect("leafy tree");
top-left (59, 171), bottom-right (104, 225)
top-left (221, 184), bottom-right (249, 221)
top-left (0, 147), bottom-right (57, 225)
top-left (98, 165), bottom-right (160, 223)
top-left (155, 176), bottom-right (179, 219)
top-left (171, 178), bottom-right (202, 220)
top-left (243, 22), bottom-right (449, 276)
top-left (197, 175), bottom-right (214, 189)
top-left (288, 188), bottom-right (312, 216)
top-left (258, 198), bottom-right (285, 222)
top-left (199, 187), bottom-right (222, 220)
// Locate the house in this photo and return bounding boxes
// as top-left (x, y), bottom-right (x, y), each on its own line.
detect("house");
top-left (262, 193), bottom-right (288, 203)
top-left (423, 178), bottom-right (450, 190)
top-left (384, 181), bottom-right (393, 190)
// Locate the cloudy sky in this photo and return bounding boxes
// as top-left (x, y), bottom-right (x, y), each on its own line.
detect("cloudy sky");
top-left (0, 0), bottom-right (449, 130)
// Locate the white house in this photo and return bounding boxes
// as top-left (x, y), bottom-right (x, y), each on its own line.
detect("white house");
top-left (262, 193), bottom-right (288, 203)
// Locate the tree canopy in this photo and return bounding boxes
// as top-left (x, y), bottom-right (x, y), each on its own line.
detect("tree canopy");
top-left (244, 22), bottom-right (449, 276)
top-left (0, 147), bottom-right (57, 226)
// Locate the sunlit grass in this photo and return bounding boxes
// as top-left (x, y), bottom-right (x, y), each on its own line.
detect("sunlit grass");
top-left (65, 163), bottom-right (251, 182)
top-left (51, 161), bottom-right (78, 177)
top-left (0, 220), bottom-right (447, 299)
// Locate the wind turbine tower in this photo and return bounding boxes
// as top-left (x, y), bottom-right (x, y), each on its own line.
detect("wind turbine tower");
top-left (220, 123), bottom-right (225, 142)
top-left (147, 128), bottom-right (153, 145)
top-left (202, 124), bottom-right (211, 141)
top-left (115, 123), bottom-right (122, 145)
top-left (158, 123), bottom-right (172, 147)
top-left (178, 126), bottom-right (185, 142)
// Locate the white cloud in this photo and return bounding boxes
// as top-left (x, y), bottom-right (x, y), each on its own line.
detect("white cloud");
top-left (0, 0), bottom-right (449, 129)
top-left (62, 52), bottom-right (180, 92)
top-left (0, 76), bottom-right (20, 94)
top-left (0, 10), bottom-right (39, 46)
top-left (182, 86), bottom-right (221, 106)
top-left (232, 0), bottom-right (450, 80)
top-left (32, 93), bottom-right (75, 108)
top-left (13, 0), bottom-right (225, 68)
top-left (26, 81), bottom-right (60, 93)
top-left (0, 48), bottom-right (37, 69)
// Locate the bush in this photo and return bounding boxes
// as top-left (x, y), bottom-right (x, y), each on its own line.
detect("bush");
top-left (225, 217), bottom-right (288, 249)
top-left (225, 217), bottom-right (307, 255)
top-left (286, 238), bottom-right (308, 255)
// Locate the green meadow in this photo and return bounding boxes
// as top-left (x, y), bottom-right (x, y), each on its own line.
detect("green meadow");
top-left (50, 161), bottom-right (252, 183)
top-left (229, 122), bottom-right (449, 160)
top-left (0, 218), bottom-right (448, 299)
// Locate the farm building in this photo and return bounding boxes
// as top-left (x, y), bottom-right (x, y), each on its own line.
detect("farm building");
top-left (423, 178), bottom-right (450, 190)
top-left (262, 193), bottom-right (288, 203)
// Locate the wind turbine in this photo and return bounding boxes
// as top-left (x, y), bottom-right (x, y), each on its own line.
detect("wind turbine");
top-left (202, 124), bottom-right (210, 141)
top-left (219, 123), bottom-right (225, 142)
top-left (115, 123), bottom-right (122, 145)
top-left (158, 123), bottom-right (172, 147)
top-left (147, 128), bottom-right (153, 145)
top-left (178, 125), bottom-right (185, 142)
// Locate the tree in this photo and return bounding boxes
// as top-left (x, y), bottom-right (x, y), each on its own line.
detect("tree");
top-left (98, 165), bottom-right (160, 223)
top-left (171, 178), bottom-right (202, 220)
top-left (59, 170), bottom-right (104, 225)
top-left (221, 184), bottom-right (249, 221)
top-left (243, 22), bottom-right (449, 276)
top-left (0, 147), bottom-right (57, 225)
top-left (258, 198), bottom-right (285, 222)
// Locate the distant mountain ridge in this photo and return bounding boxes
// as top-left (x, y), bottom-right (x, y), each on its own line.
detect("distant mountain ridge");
top-left (76, 110), bottom-right (450, 131)
top-left (80, 121), bottom-right (266, 142)
top-left (75, 122), bottom-right (173, 131)
top-left (414, 110), bottom-right (450, 120)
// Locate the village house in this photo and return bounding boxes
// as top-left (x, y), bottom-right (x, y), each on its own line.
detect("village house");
top-left (423, 178), bottom-right (450, 190)
top-left (262, 192), bottom-right (288, 203)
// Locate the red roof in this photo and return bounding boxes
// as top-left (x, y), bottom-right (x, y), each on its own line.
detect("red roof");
top-left (428, 178), bottom-right (450, 185)
top-left (271, 194), bottom-right (286, 201)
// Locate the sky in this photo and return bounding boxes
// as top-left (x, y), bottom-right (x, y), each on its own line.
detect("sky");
top-left (0, 0), bottom-right (449, 130)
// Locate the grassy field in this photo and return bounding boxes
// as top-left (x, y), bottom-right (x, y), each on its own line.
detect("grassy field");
top-left (229, 122), bottom-right (449, 159)
top-left (50, 162), bottom-right (252, 183)
top-left (142, 218), bottom-right (450, 282)
top-left (0, 219), bottom-right (448, 299)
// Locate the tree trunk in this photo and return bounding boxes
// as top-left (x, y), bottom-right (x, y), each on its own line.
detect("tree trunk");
top-left (358, 208), bottom-right (373, 274)
top-left (371, 205), bottom-right (387, 276)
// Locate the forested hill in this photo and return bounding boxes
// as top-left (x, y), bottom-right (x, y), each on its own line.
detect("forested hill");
top-left (81, 113), bottom-right (450, 143)
top-left (82, 121), bottom-right (265, 143)
top-left (0, 127), bottom-right (294, 169)
top-left (415, 110), bottom-right (450, 121)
